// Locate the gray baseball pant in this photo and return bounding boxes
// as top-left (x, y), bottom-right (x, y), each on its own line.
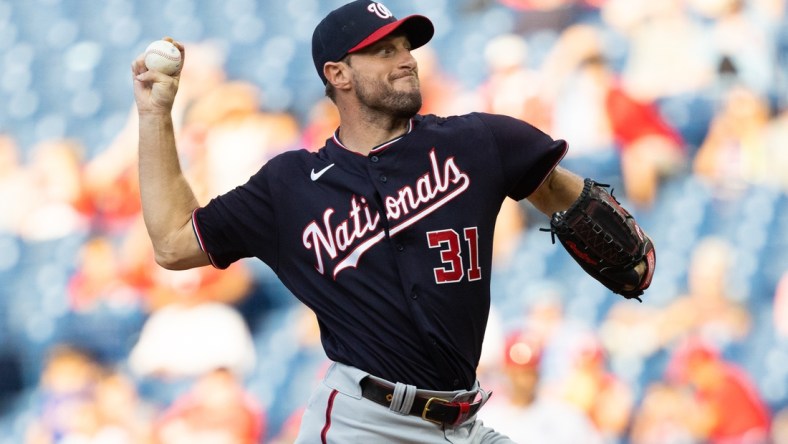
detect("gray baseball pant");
top-left (294, 362), bottom-right (517, 444)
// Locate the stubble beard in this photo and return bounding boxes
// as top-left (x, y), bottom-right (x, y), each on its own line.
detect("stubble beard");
top-left (353, 74), bottom-right (422, 119)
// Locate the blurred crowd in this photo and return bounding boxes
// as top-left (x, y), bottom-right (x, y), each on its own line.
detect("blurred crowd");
top-left (1, 0), bottom-right (788, 443)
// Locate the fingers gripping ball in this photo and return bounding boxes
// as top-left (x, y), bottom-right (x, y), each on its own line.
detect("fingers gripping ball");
top-left (144, 40), bottom-right (182, 76)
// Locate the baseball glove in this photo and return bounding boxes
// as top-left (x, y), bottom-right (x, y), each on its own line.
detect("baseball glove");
top-left (544, 179), bottom-right (655, 301)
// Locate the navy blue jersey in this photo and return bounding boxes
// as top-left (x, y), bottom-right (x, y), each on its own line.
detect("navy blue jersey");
top-left (193, 112), bottom-right (566, 390)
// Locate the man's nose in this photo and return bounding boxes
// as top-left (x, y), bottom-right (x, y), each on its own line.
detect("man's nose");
top-left (399, 50), bottom-right (417, 72)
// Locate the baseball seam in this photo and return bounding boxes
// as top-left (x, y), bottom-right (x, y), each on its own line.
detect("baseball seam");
top-left (146, 49), bottom-right (180, 62)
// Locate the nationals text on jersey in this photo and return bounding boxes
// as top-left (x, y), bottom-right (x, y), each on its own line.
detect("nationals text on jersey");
top-left (302, 148), bottom-right (470, 278)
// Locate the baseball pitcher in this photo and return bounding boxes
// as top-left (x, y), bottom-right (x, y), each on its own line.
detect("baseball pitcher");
top-left (132, 1), bottom-right (654, 442)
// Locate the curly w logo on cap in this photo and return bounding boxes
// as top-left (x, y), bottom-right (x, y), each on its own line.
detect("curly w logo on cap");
top-left (367, 2), bottom-right (393, 19)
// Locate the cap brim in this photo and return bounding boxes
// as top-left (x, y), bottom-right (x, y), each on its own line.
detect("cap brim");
top-left (348, 15), bottom-right (434, 54)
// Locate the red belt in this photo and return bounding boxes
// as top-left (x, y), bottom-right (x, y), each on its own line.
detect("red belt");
top-left (359, 377), bottom-right (483, 426)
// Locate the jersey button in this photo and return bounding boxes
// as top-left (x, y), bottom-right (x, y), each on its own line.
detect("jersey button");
top-left (411, 292), bottom-right (418, 300)
top-left (396, 244), bottom-right (404, 252)
top-left (370, 155), bottom-right (379, 163)
top-left (379, 175), bottom-right (387, 183)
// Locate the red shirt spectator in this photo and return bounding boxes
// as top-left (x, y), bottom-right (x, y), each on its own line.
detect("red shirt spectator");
top-left (155, 368), bottom-right (265, 444)
top-left (668, 338), bottom-right (770, 443)
top-left (605, 83), bottom-right (684, 151)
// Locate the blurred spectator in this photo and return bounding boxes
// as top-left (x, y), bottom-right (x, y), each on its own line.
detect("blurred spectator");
top-left (81, 106), bottom-right (143, 236)
top-left (497, 0), bottom-right (598, 35)
top-left (478, 305), bottom-right (506, 390)
top-left (478, 331), bottom-right (604, 443)
top-left (666, 337), bottom-right (771, 443)
top-left (141, 258), bottom-right (254, 311)
top-left (603, 0), bottom-right (716, 101)
top-left (628, 382), bottom-right (698, 444)
top-left (56, 232), bottom-right (149, 365)
top-left (269, 407), bottom-right (305, 444)
top-left (540, 24), bottom-right (616, 160)
top-left (262, 306), bottom-right (330, 440)
top-left (542, 24), bottom-right (686, 207)
top-left (24, 345), bottom-right (102, 444)
top-left (299, 97), bottom-right (341, 152)
top-left (0, 134), bottom-right (32, 235)
top-left (492, 198), bottom-right (529, 269)
top-left (772, 406), bottom-right (788, 444)
top-left (559, 333), bottom-right (635, 440)
top-left (128, 253), bottom-right (256, 380)
top-left (512, 283), bottom-right (636, 440)
top-left (21, 139), bottom-right (92, 241)
top-left (202, 109), bottom-right (300, 197)
top-left (602, 61), bottom-right (686, 208)
top-left (598, 300), bottom-right (662, 376)
top-left (91, 370), bottom-right (155, 444)
top-left (413, 45), bottom-right (472, 117)
top-left (655, 237), bottom-right (751, 350)
top-left (762, 107), bottom-right (788, 192)
top-left (517, 282), bottom-right (598, 392)
top-left (180, 80), bottom-right (300, 198)
top-left (478, 33), bottom-right (551, 132)
top-left (173, 41), bottom-right (230, 125)
top-left (112, 213), bottom-right (254, 313)
top-left (67, 235), bottom-right (144, 313)
top-left (128, 296), bottom-right (256, 379)
top-left (154, 368), bottom-right (265, 444)
top-left (82, 133), bottom-right (142, 235)
top-left (693, 85), bottom-right (772, 196)
top-left (687, 0), bottom-right (778, 97)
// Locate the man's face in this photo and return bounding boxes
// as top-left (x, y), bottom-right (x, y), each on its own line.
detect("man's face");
top-left (347, 34), bottom-right (422, 118)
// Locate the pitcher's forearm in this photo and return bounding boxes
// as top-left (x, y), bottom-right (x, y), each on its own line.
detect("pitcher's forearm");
top-left (138, 112), bottom-right (204, 268)
top-left (528, 166), bottom-right (584, 216)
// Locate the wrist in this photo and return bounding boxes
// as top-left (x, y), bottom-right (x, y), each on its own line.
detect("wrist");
top-left (138, 109), bottom-right (174, 121)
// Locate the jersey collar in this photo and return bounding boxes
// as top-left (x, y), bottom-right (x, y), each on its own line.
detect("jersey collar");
top-left (332, 118), bottom-right (415, 156)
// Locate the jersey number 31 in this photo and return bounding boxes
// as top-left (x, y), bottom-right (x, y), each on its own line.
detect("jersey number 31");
top-left (426, 227), bottom-right (482, 284)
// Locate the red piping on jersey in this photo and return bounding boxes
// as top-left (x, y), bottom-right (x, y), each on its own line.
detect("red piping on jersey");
top-left (191, 208), bottom-right (221, 269)
top-left (332, 119), bottom-right (413, 155)
top-left (321, 389), bottom-right (339, 444)
top-left (531, 140), bottom-right (569, 195)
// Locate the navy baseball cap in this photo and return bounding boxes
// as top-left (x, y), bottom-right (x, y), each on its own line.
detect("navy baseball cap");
top-left (312, 1), bottom-right (434, 84)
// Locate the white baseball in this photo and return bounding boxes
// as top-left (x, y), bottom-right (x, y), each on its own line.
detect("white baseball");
top-left (144, 40), bottom-right (182, 75)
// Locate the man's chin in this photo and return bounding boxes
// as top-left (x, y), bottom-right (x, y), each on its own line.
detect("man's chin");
top-left (391, 99), bottom-right (422, 119)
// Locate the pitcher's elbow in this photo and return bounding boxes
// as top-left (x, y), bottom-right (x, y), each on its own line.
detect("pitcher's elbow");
top-left (152, 242), bottom-right (192, 270)
top-left (154, 250), bottom-right (182, 270)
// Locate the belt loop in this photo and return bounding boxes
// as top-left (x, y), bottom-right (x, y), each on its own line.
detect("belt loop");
top-left (389, 382), bottom-right (417, 415)
top-left (452, 401), bottom-right (471, 426)
top-left (451, 387), bottom-right (492, 426)
top-left (478, 387), bottom-right (492, 406)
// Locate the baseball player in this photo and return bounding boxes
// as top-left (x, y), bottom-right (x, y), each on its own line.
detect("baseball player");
top-left (132, 1), bottom-right (655, 443)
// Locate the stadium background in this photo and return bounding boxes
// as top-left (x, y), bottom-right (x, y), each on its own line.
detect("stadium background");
top-left (0, 0), bottom-right (787, 442)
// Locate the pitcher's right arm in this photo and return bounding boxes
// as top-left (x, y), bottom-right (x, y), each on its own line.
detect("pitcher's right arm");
top-left (132, 38), bottom-right (209, 270)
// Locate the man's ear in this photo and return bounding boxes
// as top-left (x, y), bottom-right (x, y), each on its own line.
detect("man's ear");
top-left (324, 61), bottom-right (351, 91)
